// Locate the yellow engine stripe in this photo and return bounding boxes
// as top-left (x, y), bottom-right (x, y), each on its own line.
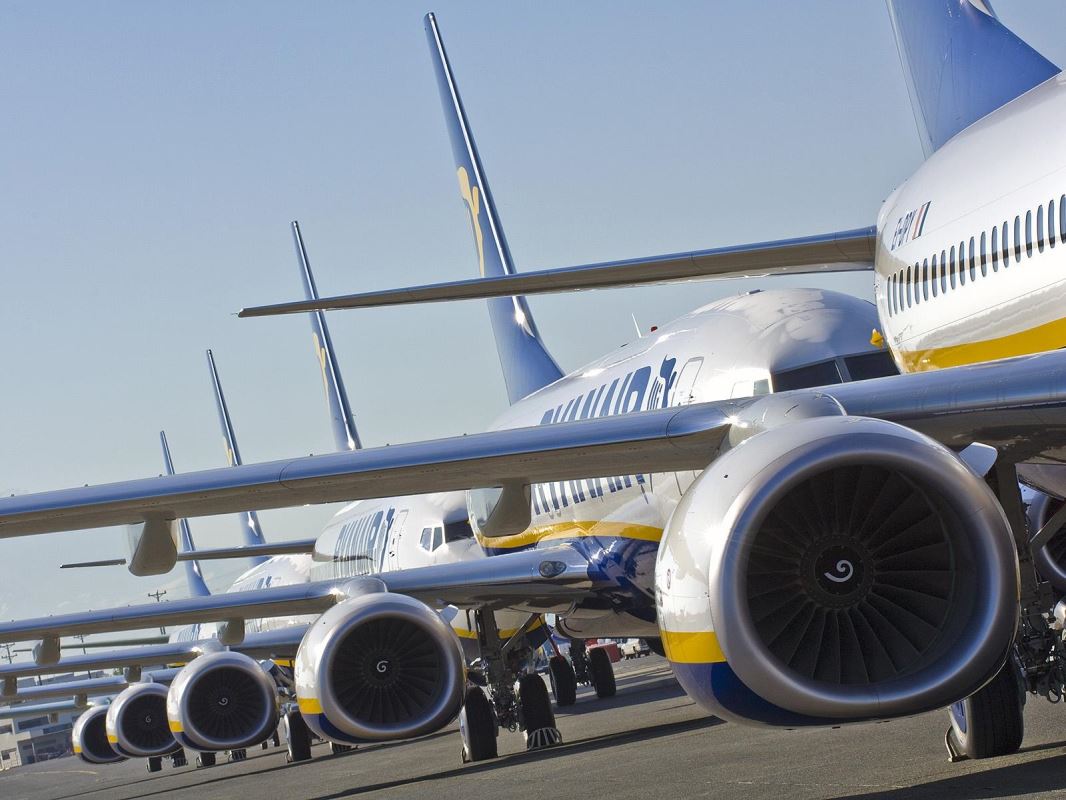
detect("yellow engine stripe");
top-left (298, 696), bottom-right (323, 716)
top-left (73, 745), bottom-right (82, 754)
top-left (168, 720), bottom-right (183, 733)
top-left (106, 734), bottom-right (118, 744)
top-left (660, 630), bottom-right (726, 664)
top-left (476, 520), bottom-right (663, 550)
top-left (895, 313), bottom-right (1066, 372)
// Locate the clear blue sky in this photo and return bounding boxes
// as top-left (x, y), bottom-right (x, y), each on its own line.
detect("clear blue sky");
top-left (2, 2), bottom-right (1064, 648)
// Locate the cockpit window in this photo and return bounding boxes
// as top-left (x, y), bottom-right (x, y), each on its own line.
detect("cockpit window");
top-left (444, 519), bottom-right (475, 543)
top-left (770, 360), bottom-right (843, 392)
top-left (844, 351), bottom-right (900, 381)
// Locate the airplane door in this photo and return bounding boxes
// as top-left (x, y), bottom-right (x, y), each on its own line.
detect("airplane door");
top-left (385, 510), bottom-right (407, 571)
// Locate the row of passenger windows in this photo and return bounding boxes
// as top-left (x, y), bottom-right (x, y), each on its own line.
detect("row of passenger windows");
top-left (886, 196), bottom-right (1066, 316)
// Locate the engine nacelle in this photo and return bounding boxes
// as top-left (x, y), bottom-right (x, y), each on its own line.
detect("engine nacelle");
top-left (295, 591), bottom-right (465, 745)
top-left (73, 705), bottom-right (126, 764)
top-left (656, 415), bottom-right (1019, 726)
top-left (167, 651), bottom-right (279, 752)
top-left (1024, 487), bottom-right (1066, 590)
top-left (105, 682), bottom-right (180, 758)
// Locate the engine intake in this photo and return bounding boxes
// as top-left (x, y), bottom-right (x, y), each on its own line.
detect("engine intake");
top-left (105, 683), bottom-right (179, 758)
top-left (167, 651), bottom-right (279, 751)
top-left (73, 705), bottom-right (125, 764)
top-left (295, 591), bottom-right (465, 744)
top-left (656, 415), bottom-right (1018, 725)
top-left (1025, 487), bottom-right (1066, 590)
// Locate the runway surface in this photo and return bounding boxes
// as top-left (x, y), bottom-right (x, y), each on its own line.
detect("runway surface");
top-left (5, 655), bottom-right (1066, 800)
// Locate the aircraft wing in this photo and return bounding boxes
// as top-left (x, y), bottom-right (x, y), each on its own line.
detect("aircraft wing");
top-left (0, 698), bottom-right (87, 720)
top-left (0, 545), bottom-right (602, 647)
top-left (0, 627), bottom-right (309, 679)
top-left (0, 670), bottom-right (180, 704)
top-left (238, 227), bottom-right (876, 317)
top-left (59, 538), bottom-right (318, 569)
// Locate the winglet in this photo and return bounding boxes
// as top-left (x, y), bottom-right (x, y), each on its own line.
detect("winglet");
top-left (205, 350), bottom-right (269, 563)
top-left (291, 221), bottom-right (362, 452)
top-left (424, 12), bottom-right (563, 404)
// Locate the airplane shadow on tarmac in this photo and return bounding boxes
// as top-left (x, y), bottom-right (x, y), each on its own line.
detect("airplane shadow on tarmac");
top-left (829, 744), bottom-right (1066, 800)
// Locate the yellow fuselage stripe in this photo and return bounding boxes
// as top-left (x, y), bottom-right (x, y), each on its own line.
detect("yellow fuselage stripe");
top-left (660, 630), bottom-right (726, 664)
top-left (894, 313), bottom-right (1066, 372)
top-left (453, 617), bottom-right (545, 640)
top-left (476, 520), bottom-right (663, 550)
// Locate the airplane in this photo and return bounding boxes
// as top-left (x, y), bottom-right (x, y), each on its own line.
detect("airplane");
top-left (4, 1), bottom-right (1066, 769)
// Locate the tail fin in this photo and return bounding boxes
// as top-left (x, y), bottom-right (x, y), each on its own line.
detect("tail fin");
top-left (886, 0), bottom-right (1059, 156)
top-left (291, 221), bottom-right (362, 451)
top-left (205, 350), bottom-right (269, 564)
top-left (159, 432), bottom-right (211, 598)
top-left (424, 13), bottom-right (563, 404)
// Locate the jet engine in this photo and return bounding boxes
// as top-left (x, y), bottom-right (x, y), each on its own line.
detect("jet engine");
top-left (166, 651), bottom-right (279, 752)
top-left (1025, 487), bottom-right (1066, 591)
top-left (105, 683), bottom-right (180, 758)
top-left (295, 590), bottom-right (465, 745)
top-left (656, 415), bottom-right (1019, 726)
top-left (73, 705), bottom-right (125, 764)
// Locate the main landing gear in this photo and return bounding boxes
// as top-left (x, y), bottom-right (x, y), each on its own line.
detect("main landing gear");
top-left (283, 708), bottom-right (313, 763)
top-left (195, 752), bottom-right (216, 768)
top-left (946, 659), bottom-right (1025, 761)
top-left (567, 639), bottom-right (617, 699)
top-left (460, 610), bottom-right (561, 763)
top-left (548, 655), bottom-right (577, 707)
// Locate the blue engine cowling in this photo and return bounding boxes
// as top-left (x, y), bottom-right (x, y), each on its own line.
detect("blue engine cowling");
top-left (167, 650), bottom-right (279, 752)
top-left (295, 591), bottom-right (465, 745)
top-left (104, 683), bottom-right (180, 758)
top-left (655, 415), bottom-right (1019, 726)
top-left (73, 704), bottom-right (126, 764)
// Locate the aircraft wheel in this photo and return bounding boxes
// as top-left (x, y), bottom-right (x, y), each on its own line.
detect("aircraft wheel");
top-left (272, 730), bottom-right (282, 747)
top-left (548, 656), bottom-right (577, 706)
top-left (459, 686), bottom-right (498, 763)
top-left (518, 673), bottom-right (561, 751)
top-left (228, 748), bottom-right (247, 762)
top-left (284, 710), bottom-right (312, 763)
top-left (146, 756), bottom-right (162, 773)
top-left (171, 749), bottom-right (187, 768)
top-left (196, 752), bottom-right (216, 768)
top-left (329, 742), bottom-right (353, 755)
top-left (588, 647), bottom-right (617, 698)
top-left (948, 659), bottom-right (1024, 759)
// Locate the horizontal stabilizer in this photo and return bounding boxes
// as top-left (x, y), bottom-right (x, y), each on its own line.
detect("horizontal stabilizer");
top-left (60, 539), bottom-right (316, 569)
top-left (239, 227), bottom-right (875, 317)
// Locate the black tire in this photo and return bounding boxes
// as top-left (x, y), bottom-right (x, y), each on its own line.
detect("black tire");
top-left (948, 660), bottom-right (1024, 759)
top-left (284, 710), bottom-right (312, 763)
top-left (459, 686), bottom-right (498, 762)
top-left (548, 656), bottom-right (577, 707)
top-left (517, 673), bottom-right (556, 733)
top-left (196, 752), bottom-right (216, 768)
top-left (229, 748), bottom-right (247, 762)
top-left (171, 749), bottom-right (187, 768)
top-left (146, 756), bottom-right (162, 773)
top-left (272, 731), bottom-right (281, 748)
top-left (588, 647), bottom-right (617, 698)
top-left (329, 742), bottom-right (353, 755)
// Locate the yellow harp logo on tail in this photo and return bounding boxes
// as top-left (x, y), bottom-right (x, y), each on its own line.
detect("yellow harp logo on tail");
top-left (457, 166), bottom-right (486, 277)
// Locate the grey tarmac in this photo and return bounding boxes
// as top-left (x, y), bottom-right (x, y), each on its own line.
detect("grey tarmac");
top-left (5, 656), bottom-right (1066, 800)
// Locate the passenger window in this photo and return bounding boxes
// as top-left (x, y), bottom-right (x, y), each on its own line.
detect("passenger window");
top-left (949, 245), bottom-right (957, 289)
top-left (991, 226), bottom-right (999, 271)
top-left (931, 255), bottom-right (938, 297)
top-left (968, 236), bottom-right (976, 281)
top-left (1014, 216), bottom-right (1021, 261)
top-left (419, 527), bottom-right (432, 550)
top-left (1051, 198), bottom-right (1057, 248)
top-left (940, 251), bottom-right (947, 292)
top-left (1002, 221), bottom-right (1009, 267)
top-left (1037, 206), bottom-right (1045, 253)
top-left (1026, 210), bottom-right (1033, 257)
top-left (980, 231), bottom-right (987, 277)
top-left (905, 264), bottom-right (912, 307)
top-left (1060, 194), bottom-right (1066, 244)
top-left (431, 526), bottom-right (444, 551)
top-left (921, 259), bottom-right (929, 301)
top-left (897, 270), bottom-right (904, 311)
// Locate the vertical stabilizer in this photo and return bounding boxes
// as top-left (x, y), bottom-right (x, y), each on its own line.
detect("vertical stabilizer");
top-left (205, 350), bottom-right (269, 564)
top-left (886, 0), bottom-right (1059, 156)
top-left (159, 432), bottom-right (211, 597)
top-left (425, 13), bottom-right (564, 404)
top-left (291, 221), bottom-right (362, 451)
